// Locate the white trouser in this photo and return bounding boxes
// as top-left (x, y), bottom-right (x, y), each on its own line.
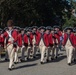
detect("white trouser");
top-left (39, 45), bottom-right (46, 62)
top-left (14, 46), bottom-right (19, 63)
top-left (33, 45), bottom-right (37, 57)
top-left (65, 45), bottom-right (74, 63)
top-left (21, 45), bottom-right (26, 60)
top-left (7, 44), bottom-right (15, 68)
top-left (27, 46), bottom-right (32, 58)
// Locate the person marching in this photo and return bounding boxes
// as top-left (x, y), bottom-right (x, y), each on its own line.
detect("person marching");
top-left (26, 28), bottom-right (33, 60)
top-left (0, 28), bottom-right (4, 60)
top-left (4, 27), bottom-right (9, 61)
top-left (17, 28), bottom-right (28, 62)
top-left (73, 28), bottom-right (76, 62)
top-left (62, 27), bottom-right (74, 65)
top-left (53, 26), bottom-right (62, 59)
top-left (49, 28), bottom-right (55, 60)
top-left (45, 26), bottom-right (51, 62)
top-left (32, 26), bottom-right (39, 58)
top-left (13, 26), bottom-right (20, 64)
top-left (38, 26), bottom-right (49, 64)
top-left (3, 20), bottom-right (18, 70)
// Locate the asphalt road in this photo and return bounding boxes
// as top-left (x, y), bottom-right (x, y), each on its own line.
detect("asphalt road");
top-left (0, 50), bottom-right (76, 75)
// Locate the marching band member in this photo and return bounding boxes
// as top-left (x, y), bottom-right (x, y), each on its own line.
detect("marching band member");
top-left (3, 20), bottom-right (18, 70)
top-left (62, 27), bottom-right (74, 65)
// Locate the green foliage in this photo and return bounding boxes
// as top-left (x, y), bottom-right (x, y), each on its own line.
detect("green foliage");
top-left (63, 0), bottom-right (76, 28)
top-left (0, 0), bottom-right (75, 28)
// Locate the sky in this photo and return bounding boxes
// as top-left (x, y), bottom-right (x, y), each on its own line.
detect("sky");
top-left (66, 0), bottom-right (76, 5)
top-left (67, 0), bottom-right (76, 2)
top-left (71, 0), bottom-right (76, 1)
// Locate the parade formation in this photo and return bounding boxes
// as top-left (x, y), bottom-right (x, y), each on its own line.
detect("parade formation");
top-left (0, 20), bottom-right (76, 71)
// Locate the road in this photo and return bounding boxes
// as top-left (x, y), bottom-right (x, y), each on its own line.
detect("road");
top-left (0, 50), bottom-right (76, 75)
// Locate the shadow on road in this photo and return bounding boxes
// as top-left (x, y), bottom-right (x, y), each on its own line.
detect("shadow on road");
top-left (52, 55), bottom-right (66, 62)
top-left (14, 63), bottom-right (38, 70)
top-left (44, 55), bottom-right (67, 64)
top-left (18, 54), bottom-right (41, 64)
top-left (0, 60), bottom-right (9, 63)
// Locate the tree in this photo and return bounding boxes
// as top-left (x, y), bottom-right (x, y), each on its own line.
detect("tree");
top-left (0, 0), bottom-right (74, 28)
top-left (63, 0), bottom-right (76, 28)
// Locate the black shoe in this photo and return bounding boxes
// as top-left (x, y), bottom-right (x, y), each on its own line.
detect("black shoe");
top-left (51, 58), bottom-right (54, 60)
top-left (8, 68), bottom-right (12, 71)
top-left (14, 62), bottom-right (18, 64)
top-left (5, 59), bottom-right (9, 61)
top-left (74, 59), bottom-right (76, 62)
top-left (55, 56), bottom-right (58, 59)
top-left (68, 63), bottom-right (71, 66)
top-left (12, 65), bottom-right (15, 69)
top-left (27, 57), bottom-right (29, 60)
top-left (44, 53), bottom-right (46, 57)
top-left (20, 59), bottom-right (25, 62)
top-left (33, 56), bottom-right (36, 58)
top-left (46, 59), bottom-right (49, 62)
top-left (40, 62), bottom-right (44, 64)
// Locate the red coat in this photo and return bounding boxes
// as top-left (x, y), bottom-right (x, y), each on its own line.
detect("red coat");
top-left (29, 33), bottom-right (33, 46)
top-left (0, 34), bottom-right (4, 47)
top-left (73, 34), bottom-right (76, 47)
top-left (54, 31), bottom-right (62, 44)
top-left (33, 31), bottom-right (40, 46)
top-left (3, 29), bottom-right (18, 44)
top-left (48, 33), bottom-right (53, 46)
top-left (36, 32), bottom-right (49, 47)
top-left (44, 33), bottom-right (49, 47)
top-left (17, 34), bottom-right (28, 47)
top-left (62, 33), bottom-right (74, 46)
top-left (26, 33), bottom-right (33, 46)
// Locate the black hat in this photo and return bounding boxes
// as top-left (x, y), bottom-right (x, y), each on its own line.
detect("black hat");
top-left (24, 27), bottom-right (29, 31)
top-left (32, 26), bottom-right (38, 29)
top-left (28, 27), bottom-right (32, 30)
top-left (24, 28), bottom-right (27, 31)
top-left (13, 26), bottom-right (17, 29)
top-left (64, 27), bottom-right (73, 32)
top-left (46, 26), bottom-right (51, 30)
top-left (51, 28), bottom-right (54, 31)
top-left (73, 29), bottom-right (76, 33)
top-left (53, 25), bottom-right (60, 29)
top-left (39, 26), bottom-right (45, 30)
top-left (73, 30), bottom-right (76, 33)
top-left (73, 27), bottom-right (76, 30)
top-left (0, 28), bottom-right (2, 31)
top-left (4, 27), bottom-right (8, 31)
top-left (26, 28), bottom-right (32, 32)
top-left (20, 28), bottom-right (25, 31)
top-left (14, 26), bottom-right (21, 30)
